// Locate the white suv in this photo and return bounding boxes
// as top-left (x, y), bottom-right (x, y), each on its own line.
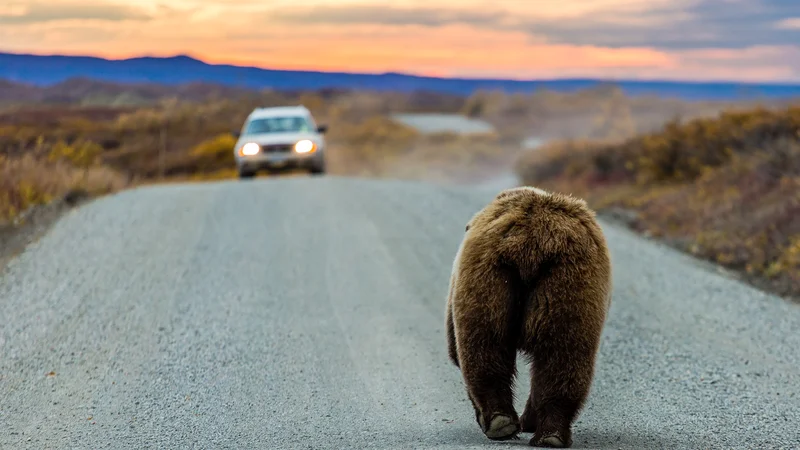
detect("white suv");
top-left (232, 105), bottom-right (327, 178)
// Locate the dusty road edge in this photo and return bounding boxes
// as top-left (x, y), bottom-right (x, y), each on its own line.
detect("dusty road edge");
top-left (0, 190), bottom-right (92, 272)
top-left (4, 174), bottom-right (798, 306)
top-left (598, 205), bottom-right (800, 305)
top-left (502, 171), bottom-right (800, 305)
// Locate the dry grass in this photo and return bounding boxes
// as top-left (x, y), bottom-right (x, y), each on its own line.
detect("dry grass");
top-left (515, 104), bottom-right (800, 298)
top-left (0, 153), bottom-right (127, 223)
top-left (0, 84), bottom-right (785, 227)
top-left (0, 90), bottom-right (484, 223)
top-left (457, 84), bottom-right (769, 142)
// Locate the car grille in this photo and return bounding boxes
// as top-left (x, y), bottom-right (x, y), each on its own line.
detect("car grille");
top-left (260, 144), bottom-right (293, 153)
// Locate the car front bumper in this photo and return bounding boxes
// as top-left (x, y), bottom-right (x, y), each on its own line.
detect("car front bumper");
top-left (236, 150), bottom-right (323, 172)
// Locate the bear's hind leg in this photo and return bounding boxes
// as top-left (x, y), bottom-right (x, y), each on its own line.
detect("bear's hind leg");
top-left (517, 256), bottom-right (608, 448)
top-left (526, 304), bottom-right (604, 447)
top-left (458, 331), bottom-right (520, 441)
top-left (452, 268), bottom-right (521, 441)
top-left (528, 356), bottom-right (591, 448)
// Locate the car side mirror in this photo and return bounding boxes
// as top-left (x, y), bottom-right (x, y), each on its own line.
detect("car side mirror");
top-left (316, 125), bottom-right (328, 134)
top-left (232, 131), bottom-right (240, 138)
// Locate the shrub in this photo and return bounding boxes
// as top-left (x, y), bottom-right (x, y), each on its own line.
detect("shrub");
top-left (47, 139), bottom-right (103, 177)
top-left (517, 105), bottom-right (800, 187)
top-left (190, 133), bottom-right (237, 170)
top-left (0, 153), bottom-right (127, 223)
top-left (514, 103), bottom-right (800, 297)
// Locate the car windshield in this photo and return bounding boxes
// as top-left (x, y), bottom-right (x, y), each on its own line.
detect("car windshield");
top-left (243, 116), bottom-right (313, 135)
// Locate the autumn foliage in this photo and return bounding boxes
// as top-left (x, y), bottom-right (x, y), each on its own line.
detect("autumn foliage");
top-left (6, 79), bottom-right (800, 300)
top-left (0, 152), bottom-right (125, 221)
top-left (515, 104), bottom-right (800, 298)
top-left (0, 87), bottom-right (500, 222)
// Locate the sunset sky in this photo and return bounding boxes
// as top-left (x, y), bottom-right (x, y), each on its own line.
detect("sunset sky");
top-left (1, 0), bottom-right (799, 81)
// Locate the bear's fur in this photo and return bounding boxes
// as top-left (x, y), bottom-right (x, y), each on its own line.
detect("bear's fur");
top-left (445, 186), bottom-right (612, 448)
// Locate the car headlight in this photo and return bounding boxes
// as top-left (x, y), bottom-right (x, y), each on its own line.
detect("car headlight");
top-left (240, 142), bottom-right (260, 156)
top-left (294, 139), bottom-right (315, 153)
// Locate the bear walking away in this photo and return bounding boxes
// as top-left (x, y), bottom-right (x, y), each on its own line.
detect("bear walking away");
top-left (445, 186), bottom-right (612, 448)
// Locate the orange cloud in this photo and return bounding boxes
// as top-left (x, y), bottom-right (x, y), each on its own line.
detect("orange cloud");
top-left (0, 0), bottom-right (798, 82)
top-left (114, 23), bottom-right (674, 77)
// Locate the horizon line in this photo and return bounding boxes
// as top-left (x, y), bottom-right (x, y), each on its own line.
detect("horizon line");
top-left (3, 48), bottom-right (800, 87)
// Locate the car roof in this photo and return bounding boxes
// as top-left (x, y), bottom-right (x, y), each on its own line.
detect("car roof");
top-left (247, 105), bottom-right (312, 120)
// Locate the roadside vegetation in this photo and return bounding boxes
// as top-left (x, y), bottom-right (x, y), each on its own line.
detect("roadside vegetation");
top-left (515, 104), bottom-right (800, 299)
top-left (0, 78), bottom-right (774, 229)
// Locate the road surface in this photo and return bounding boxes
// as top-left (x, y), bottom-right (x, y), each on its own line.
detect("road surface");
top-left (1, 176), bottom-right (799, 449)
top-left (390, 113), bottom-right (496, 135)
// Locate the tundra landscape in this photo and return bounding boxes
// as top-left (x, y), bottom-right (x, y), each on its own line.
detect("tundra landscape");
top-left (3, 72), bottom-right (799, 301)
top-left (2, 2), bottom-right (800, 447)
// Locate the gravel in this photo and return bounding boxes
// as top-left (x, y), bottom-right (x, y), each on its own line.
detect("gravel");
top-left (1, 176), bottom-right (799, 449)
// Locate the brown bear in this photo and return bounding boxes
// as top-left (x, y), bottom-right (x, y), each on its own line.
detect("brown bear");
top-left (445, 186), bottom-right (612, 448)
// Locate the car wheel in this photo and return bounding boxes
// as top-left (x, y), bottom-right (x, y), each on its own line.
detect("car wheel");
top-left (309, 160), bottom-right (326, 175)
top-left (238, 169), bottom-right (256, 179)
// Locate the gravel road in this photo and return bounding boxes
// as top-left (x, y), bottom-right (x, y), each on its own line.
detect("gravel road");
top-left (1, 176), bottom-right (799, 449)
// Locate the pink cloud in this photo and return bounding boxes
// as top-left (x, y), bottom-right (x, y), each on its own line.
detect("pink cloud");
top-left (0, 1), bottom-right (798, 82)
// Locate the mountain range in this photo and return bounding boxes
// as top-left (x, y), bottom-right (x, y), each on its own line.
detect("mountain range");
top-left (2, 51), bottom-right (800, 100)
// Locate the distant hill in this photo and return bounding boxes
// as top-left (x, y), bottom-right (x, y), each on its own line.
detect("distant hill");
top-left (2, 51), bottom-right (800, 100)
top-left (0, 76), bottom-right (260, 105)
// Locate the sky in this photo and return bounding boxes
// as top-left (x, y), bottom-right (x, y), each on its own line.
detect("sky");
top-left (1, 0), bottom-right (800, 82)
